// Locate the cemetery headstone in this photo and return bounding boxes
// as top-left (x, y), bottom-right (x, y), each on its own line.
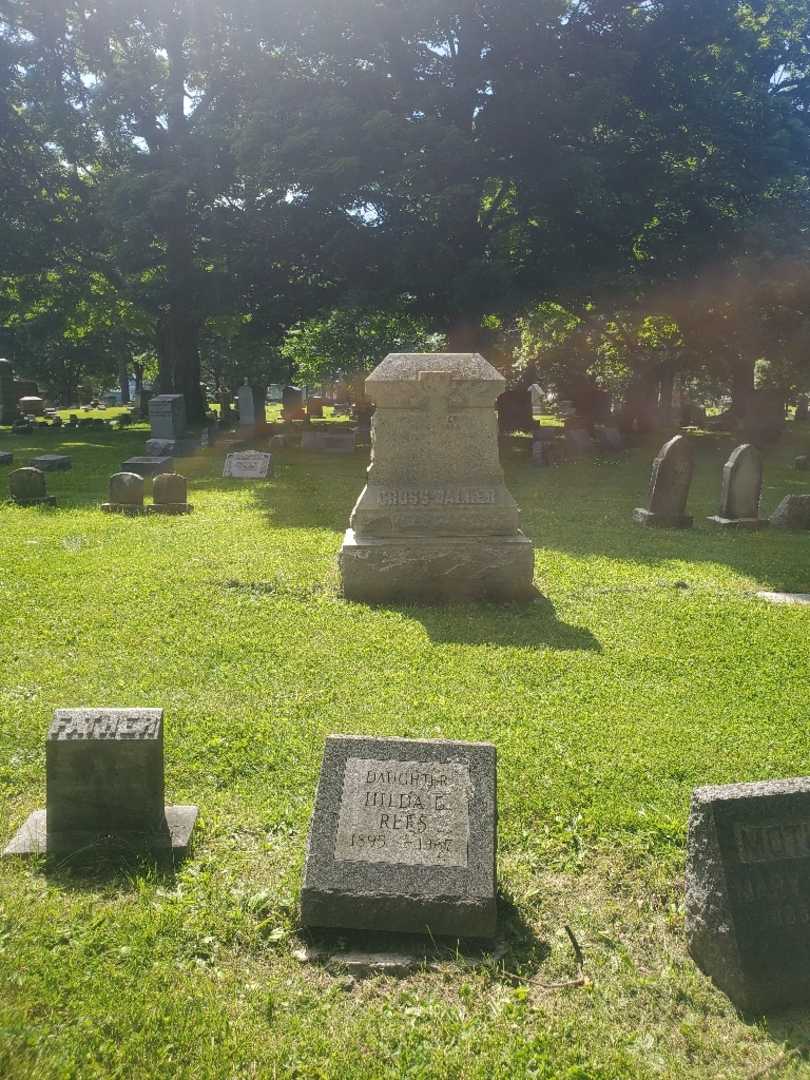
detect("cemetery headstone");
top-left (149, 472), bottom-right (192, 515)
top-left (101, 472), bottom-right (145, 515)
top-left (0, 359), bottom-right (16, 424)
top-left (223, 450), bottom-right (272, 479)
top-left (496, 387), bottom-right (533, 433)
top-left (9, 467), bottom-right (55, 507)
top-left (707, 444), bottom-right (767, 528)
top-left (307, 397), bottom-right (324, 419)
top-left (686, 777), bottom-right (810, 1012)
top-left (793, 455), bottom-right (808, 471)
top-left (146, 394), bottom-right (196, 456)
top-left (301, 430), bottom-right (355, 454)
top-left (122, 455), bottom-right (174, 477)
top-left (237, 381), bottom-right (257, 429)
top-left (3, 708), bottom-right (197, 858)
top-left (770, 494), bottom-right (810, 530)
top-left (18, 395), bottom-right (45, 416)
top-left (633, 434), bottom-right (694, 528)
top-left (740, 390), bottom-right (785, 446)
top-left (596, 425), bottom-right (624, 452)
top-left (30, 453), bottom-right (71, 472)
top-left (282, 385), bottom-right (306, 421)
top-left (301, 734), bottom-right (497, 938)
top-left (339, 352), bottom-right (535, 602)
top-left (0, 452), bottom-right (13, 466)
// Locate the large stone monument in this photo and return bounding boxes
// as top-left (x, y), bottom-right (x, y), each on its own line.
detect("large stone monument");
top-left (146, 394), bottom-right (195, 456)
top-left (633, 434), bottom-right (694, 528)
top-left (339, 353), bottom-right (534, 602)
top-left (301, 734), bottom-right (497, 938)
top-left (0, 359), bottom-right (17, 424)
top-left (707, 444), bottom-right (767, 528)
top-left (687, 777), bottom-right (810, 1012)
top-left (3, 708), bottom-right (197, 859)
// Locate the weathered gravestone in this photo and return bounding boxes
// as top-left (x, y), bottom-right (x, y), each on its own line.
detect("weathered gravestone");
top-left (770, 494), bottom-right (810, 530)
top-left (633, 434), bottom-right (694, 528)
top-left (146, 394), bottom-right (196, 456)
top-left (9, 467), bottom-right (55, 507)
top-left (0, 452), bottom-right (13, 466)
top-left (101, 472), bottom-right (145, 515)
top-left (793, 455), bottom-right (809, 471)
top-left (237, 381), bottom-right (257, 430)
top-left (282, 385), bottom-right (306, 421)
top-left (301, 430), bottom-right (355, 454)
top-left (596, 425), bottom-right (624, 453)
top-left (223, 450), bottom-right (272, 479)
top-left (19, 396), bottom-right (45, 416)
top-left (301, 735), bottom-right (497, 938)
top-left (707, 444), bottom-right (767, 529)
top-left (3, 708), bottom-right (197, 858)
top-left (687, 777), bottom-right (810, 1012)
top-left (339, 353), bottom-right (535, 602)
top-left (30, 453), bottom-right (71, 472)
top-left (122, 455), bottom-right (174, 478)
top-left (0, 359), bottom-right (16, 425)
top-left (563, 424), bottom-right (595, 459)
top-left (148, 472), bottom-right (192, 515)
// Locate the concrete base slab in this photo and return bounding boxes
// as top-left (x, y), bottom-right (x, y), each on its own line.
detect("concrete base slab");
top-left (3, 805), bottom-right (198, 859)
top-left (146, 504), bottom-right (193, 515)
top-left (756, 591), bottom-right (810, 606)
top-left (707, 515), bottom-right (769, 529)
top-left (101, 503), bottom-right (146, 516)
top-left (633, 508), bottom-right (693, 528)
top-left (338, 528), bottom-right (535, 603)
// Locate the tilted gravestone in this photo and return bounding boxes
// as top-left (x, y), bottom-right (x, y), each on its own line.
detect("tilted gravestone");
top-left (633, 434), bottom-right (693, 528)
top-left (30, 453), bottom-right (71, 472)
top-left (687, 778), bottom-right (810, 1012)
top-left (770, 494), bottom-right (810, 530)
top-left (101, 472), bottom-right (145, 515)
top-left (0, 359), bottom-right (16, 424)
top-left (339, 353), bottom-right (534, 602)
top-left (707, 444), bottom-right (767, 528)
top-left (301, 735), bottom-right (497, 938)
top-left (9, 467), bottom-right (55, 507)
top-left (148, 472), bottom-right (192, 515)
top-left (3, 708), bottom-right (197, 858)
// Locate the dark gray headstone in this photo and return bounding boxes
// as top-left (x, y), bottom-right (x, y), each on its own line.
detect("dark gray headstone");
top-left (707, 444), bottom-right (767, 528)
top-left (0, 359), bottom-right (16, 425)
top-left (101, 472), bottom-right (145, 515)
top-left (149, 472), bottom-right (192, 515)
top-left (0, 452), bottom-right (13, 466)
top-left (3, 708), bottom-right (197, 858)
top-left (793, 455), bottom-right (809, 471)
top-left (687, 778), bottom-right (810, 1012)
top-left (302, 735), bottom-right (497, 938)
top-left (9, 466), bottom-right (55, 507)
top-left (633, 434), bottom-right (693, 528)
top-left (122, 456), bottom-right (174, 477)
top-left (30, 454), bottom-right (71, 472)
top-left (148, 394), bottom-right (187, 442)
top-left (770, 494), bottom-right (810, 530)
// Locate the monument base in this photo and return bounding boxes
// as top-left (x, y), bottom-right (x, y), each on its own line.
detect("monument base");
top-left (122, 456), bottom-right (174, 477)
top-left (11, 496), bottom-right (56, 508)
top-left (339, 529), bottom-right (534, 603)
top-left (706, 515), bottom-right (769, 530)
top-left (632, 508), bottom-right (693, 529)
top-left (301, 887), bottom-right (496, 940)
top-left (101, 503), bottom-right (146, 516)
top-left (145, 438), bottom-right (199, 457)
top-left (147, 503), bottom-right (193, 515)
top-left (3, 805), bottom-right (198, 859)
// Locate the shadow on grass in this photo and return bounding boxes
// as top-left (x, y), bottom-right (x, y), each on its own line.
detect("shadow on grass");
top-left (32, 846), bottom-right (183, 892)
top-left (396, 595), bottom-right (601, 652)
top-left (760, 1011), bottom-right (810, 1069)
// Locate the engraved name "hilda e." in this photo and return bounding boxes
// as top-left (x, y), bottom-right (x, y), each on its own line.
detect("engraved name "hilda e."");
top-left (735, 820), bottom-right (810, 863)
top-left (377, 488), bottom-right (496, 507)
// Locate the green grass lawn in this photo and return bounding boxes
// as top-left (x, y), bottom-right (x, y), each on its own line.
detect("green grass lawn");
top-left (1, 423), bottom-right (809, 1078)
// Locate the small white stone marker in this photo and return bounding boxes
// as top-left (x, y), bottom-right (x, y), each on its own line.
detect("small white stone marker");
top-left (756, 591), bottom-right (810, 606)
top-left (222, 451), bottom-right (272, 479)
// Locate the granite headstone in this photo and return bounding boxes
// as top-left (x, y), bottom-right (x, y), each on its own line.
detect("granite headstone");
top-left (301, 735), bottom-right (497, 938)
top-left (633, 434), bottom-right (694, 528)
top-left (770, 494), bottom-right (810, 530)
top-left (149, 472), bottom-right (192, 515)
top-left (707, 444), bottom-right (767, 528)
top-left (30, 454), bottom-right (71, 472)
top-left (101, 472), bottom-right (145, 515)
top-left (9, 467), bottom-right (55, 507)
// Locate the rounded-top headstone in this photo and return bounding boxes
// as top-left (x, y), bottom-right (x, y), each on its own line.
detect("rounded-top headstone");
top-left (109, 471), bottom-right (144, 505)
top-left (153, 472), bottom-right (187, 505)
top-left (9, 466), bottom-right (46, 500)
top-left (719, 443), bottom-right (762, 520)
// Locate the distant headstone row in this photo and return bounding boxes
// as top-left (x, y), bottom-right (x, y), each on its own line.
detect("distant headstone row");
top-left (634, 435), bottom-right (808, 529)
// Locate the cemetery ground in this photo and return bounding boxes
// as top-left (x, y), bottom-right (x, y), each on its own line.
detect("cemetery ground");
top-left (0, 423), bottom-right (809, 1080)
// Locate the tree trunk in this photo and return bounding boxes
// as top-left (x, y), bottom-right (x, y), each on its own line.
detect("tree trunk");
top-left (447, 318), bottom-right (483, 352)
top-left (133, 362), bottom-right (143, 397)
top-left (731, 355), bottom-right (755, 416)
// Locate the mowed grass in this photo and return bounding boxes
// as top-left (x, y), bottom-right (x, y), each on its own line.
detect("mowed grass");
top-left (0, 422), bottom-right (809, 1079)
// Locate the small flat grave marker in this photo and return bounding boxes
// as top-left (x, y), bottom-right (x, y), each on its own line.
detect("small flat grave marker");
top-left (3, 708), bottom-right (197, 859)
top-left (301, 734), bottom-right (497, 938)
top-left (122, 455), bottom-right (174, 477)
top-left (223, 450), bottom-right (272, 479)
top-left (0, 452), bottom-right (13, 465)
top-left (687, 778), bottom-right (810, 1012)
top-left (30, 453), bottom-right (71, 471)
